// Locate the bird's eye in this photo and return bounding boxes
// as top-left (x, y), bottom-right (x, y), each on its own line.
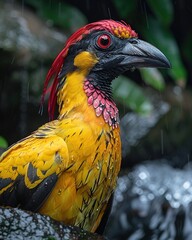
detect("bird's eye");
top-left (97, 34), bottom-right (111, 49)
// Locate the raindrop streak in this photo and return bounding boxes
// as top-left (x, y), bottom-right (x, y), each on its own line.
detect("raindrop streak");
top-left (19, 70), bottom-right (29, 138)
top-left (21, 0), bottom-right (25, 16)
top-left (58, 1), bottom-right (61, 18)
top-left (86, 0), bottom-right (90, 10)
top-left (11, 56), bottom-right (15, 65)
top-left (140, 0), bottom-right (149, 29)
top-left (187, 154), bottom-right (190, 163)
top-left (143, 2), bottom-right (149, 29)
top-left (161, 129), bottom-right (164, 155)
top-left (107, 8), bottom-right (112, 19)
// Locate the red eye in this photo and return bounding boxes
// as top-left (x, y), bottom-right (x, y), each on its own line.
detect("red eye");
top-left (97, 34), bottom-right (111, 49)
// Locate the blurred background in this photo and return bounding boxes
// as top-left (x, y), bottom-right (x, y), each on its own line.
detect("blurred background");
top-left (0, 0), bottom-right (192, 239)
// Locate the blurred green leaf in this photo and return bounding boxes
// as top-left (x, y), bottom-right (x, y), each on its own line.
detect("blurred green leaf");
top-left (146, 0), bottom-right (173, 26)
top-left (113, 0), bottom-right (136, 19)
top-left (140, 68), bottom-right (165, 91)
top-left (25, 0), bottom-right (86, 31)
top-left (183, 33), bottom-right (192, 62)
top-left (0, 136), bottom-right (8, 148)
top-left (112, 76), bottom-right (153, 115)
top-left (141, 18), bottom-right (187, 85)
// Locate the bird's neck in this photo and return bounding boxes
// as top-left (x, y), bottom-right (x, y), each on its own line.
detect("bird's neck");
top-left (57, 71), bottom-right (119, 128)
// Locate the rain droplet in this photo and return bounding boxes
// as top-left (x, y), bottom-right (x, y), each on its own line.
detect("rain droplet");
top-left (183, 181), bottom-right (190, 189)
top-left (138, 171), bottom-right (148, 180)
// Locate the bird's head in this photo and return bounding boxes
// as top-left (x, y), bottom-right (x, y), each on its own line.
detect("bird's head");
top-left (42, 20), bottom-right (170, 123)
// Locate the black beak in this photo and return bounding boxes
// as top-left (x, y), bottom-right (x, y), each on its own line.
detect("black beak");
top-left (120, 38), bottom-right (171, 69)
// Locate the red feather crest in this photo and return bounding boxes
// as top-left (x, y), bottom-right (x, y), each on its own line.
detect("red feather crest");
top-left (41, 20), bottom-right (137, 119)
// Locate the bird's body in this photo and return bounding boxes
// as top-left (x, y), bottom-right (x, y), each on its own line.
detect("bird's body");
top-left (0, 20), bottom-right (170, 232)
top-left (0, 48), bottom-right (121, 232)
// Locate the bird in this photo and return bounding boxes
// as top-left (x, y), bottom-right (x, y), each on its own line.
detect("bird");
top-left (0, 20), bottom-right (170, 232)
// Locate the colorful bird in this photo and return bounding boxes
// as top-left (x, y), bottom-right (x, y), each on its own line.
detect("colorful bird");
top-left (0, 20), bottom-right (170, 232)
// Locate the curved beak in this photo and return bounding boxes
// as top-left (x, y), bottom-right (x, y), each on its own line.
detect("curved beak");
top-left (120, 38), bottom-right (171, 69)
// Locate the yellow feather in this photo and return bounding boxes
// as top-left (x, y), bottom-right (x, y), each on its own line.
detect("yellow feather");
top-left (0, 51), bottom-right (121, 232)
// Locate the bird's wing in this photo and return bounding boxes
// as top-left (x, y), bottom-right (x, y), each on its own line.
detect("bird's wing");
top-left (0, 124), bottom-right (69, 211)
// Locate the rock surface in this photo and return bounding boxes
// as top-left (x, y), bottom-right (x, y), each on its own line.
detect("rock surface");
top-left (106, 161), bottom-right (192, 240)
top-left (0, 1), bottom-right (66, 67)
top-left (120, 99), bottom-right (170, 166)
top-left (0, 207), bottom-right (106, 240)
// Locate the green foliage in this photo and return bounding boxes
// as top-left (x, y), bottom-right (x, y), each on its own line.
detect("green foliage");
top-left (113, 0), bottom-right (136, 19)
top-left (0, 136), bottom-right (8, 148)
top-left (140, 68), bottom-right (165, 91)
top-left (141, 17), bottom-right (187, 85)
top-left (112, 76), bottom-right (153, 115)
top-left (183, 33), bottom-right (192, 62)
top-left (24, 0), bottom-right (86, 31)
top-left (146, 0), bottom-right (173, 26)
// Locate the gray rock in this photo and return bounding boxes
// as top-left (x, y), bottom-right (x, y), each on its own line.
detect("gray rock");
top-left (106, 161), bottom-right (192, 240)
top-left (120, 100), bottom-right (170, 164)
top-left (0, 1), bottom-right (66, 66)
top-left (0, 206), bottom-right (106, 240)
